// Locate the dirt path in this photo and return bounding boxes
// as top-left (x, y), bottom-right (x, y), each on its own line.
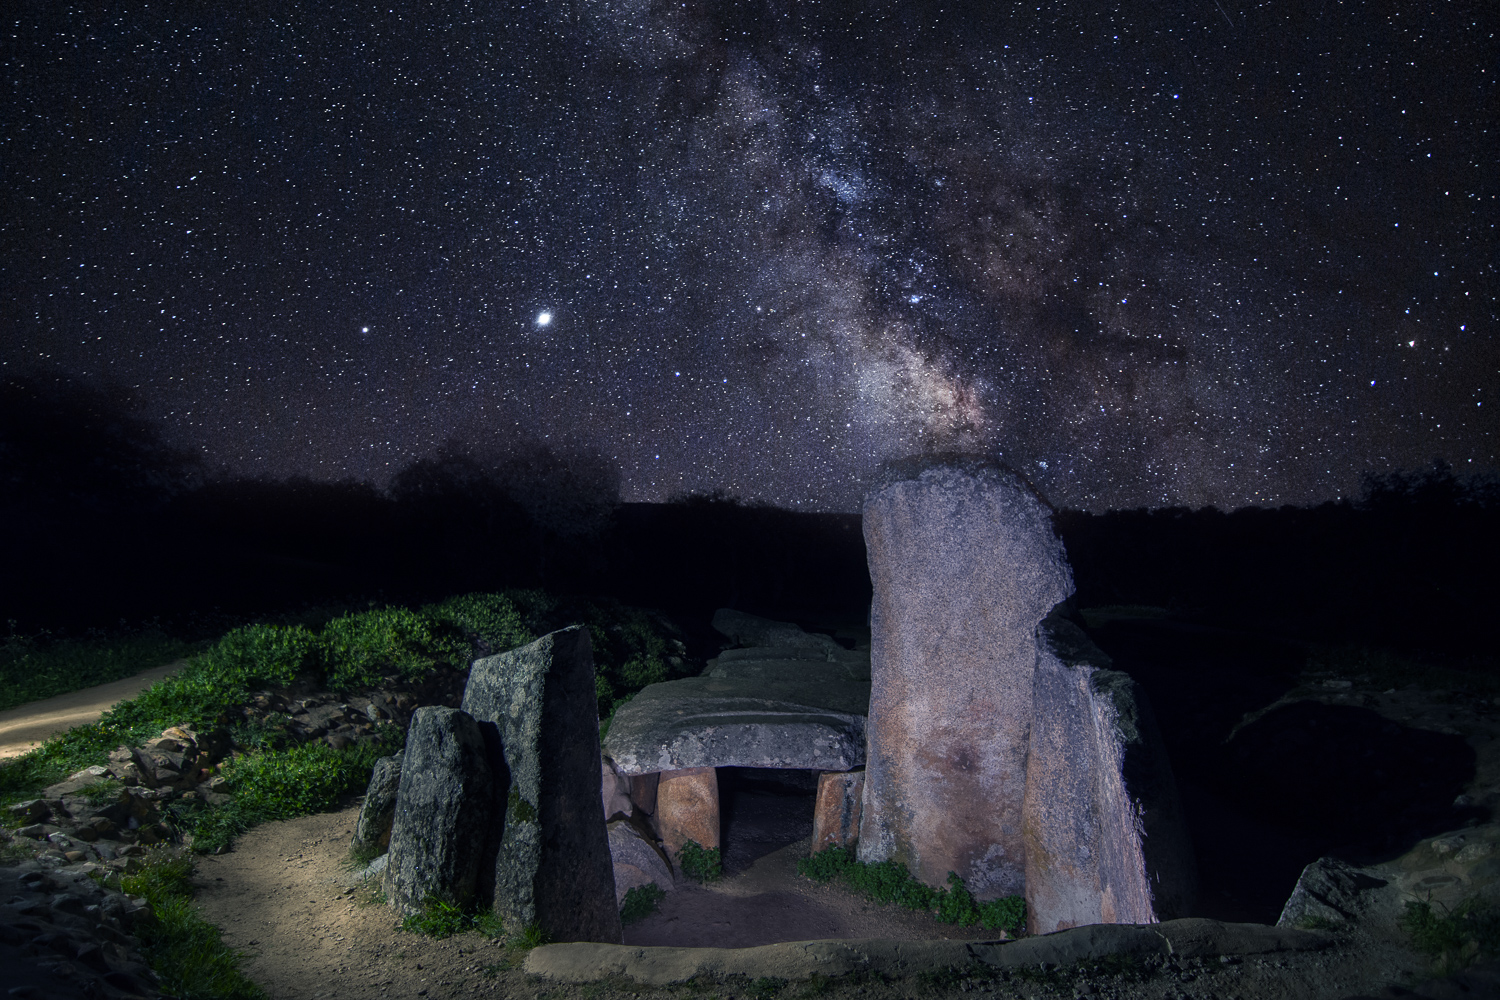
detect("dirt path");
top-left (193, 805), bottom-right (1443, 1000)
top-left (0, 661), bottom-right (185, 759)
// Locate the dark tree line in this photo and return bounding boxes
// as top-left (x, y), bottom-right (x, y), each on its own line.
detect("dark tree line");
top-left (3, 373), bottom-right (1495, 656)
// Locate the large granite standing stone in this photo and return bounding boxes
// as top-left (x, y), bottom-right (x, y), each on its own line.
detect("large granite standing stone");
top-left (859, 458), bottom-right (1074, 899)
top-left (352, 753), bottom-right (404, 853)
top-left (383, 709), bottom-right (494, 916)
top-left (1022, 615), bottom-right (1197, 932)
top-left (462, 626), bottom-right (621, 944)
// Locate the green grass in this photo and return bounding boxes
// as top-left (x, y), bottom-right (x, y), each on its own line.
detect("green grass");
top-left (1402, 897), bottom-right (1500, 975)
top-left (620, 883), bottom-right (666, 924)
top-left (797, 846), bottom-right (1026, 935)
top-left (0, 623), bottom-right (203, 712)
top-left (180, 726), bottom-right (405, 854)
top-left (676, 840), bottom-right (722, 883)
top-left (101, 849), bottom-right (266, 1000)
top-left (400, 896), bottom-right (504, 939)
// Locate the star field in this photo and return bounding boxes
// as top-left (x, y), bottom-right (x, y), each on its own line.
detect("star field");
top-left (3, 1), bottom-right (1495, 511)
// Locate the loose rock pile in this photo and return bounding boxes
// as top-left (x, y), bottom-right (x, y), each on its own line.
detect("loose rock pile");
top-left (0, 856), bottom-right (161, 1000)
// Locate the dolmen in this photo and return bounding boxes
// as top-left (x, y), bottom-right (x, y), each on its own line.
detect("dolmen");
top-left (601, 609), bottom-right (871, 859)
top-left (374, 626), bottom-right (621, 943)
top-left (861, 456), bottom-right (1197, 933)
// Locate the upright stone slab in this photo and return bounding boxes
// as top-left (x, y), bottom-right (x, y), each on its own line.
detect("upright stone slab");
top-left (812, 770), bottom-right (864, 852)
top-left (383, 709), bottom-right (493, 916)
top-left (1022, 614), bottom-right (1197, 932)
top-left (655, 767), bottom-right (720, 858)
top-left (352, 753), bottom-right (404, 853)
top-left (859, 458), bottom-right (1073, 898)
top-left (462, 627), bottom-right (621, 944)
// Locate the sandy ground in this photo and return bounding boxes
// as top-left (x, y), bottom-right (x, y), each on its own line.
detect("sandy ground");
top-left (192, 805), bottom-right (1447, 1000)
top-left (0, 661), bottom-right (184, 760)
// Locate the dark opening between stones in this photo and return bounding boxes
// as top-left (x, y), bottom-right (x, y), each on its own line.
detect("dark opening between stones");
top-left (717, 767), bottom-right (820, 875)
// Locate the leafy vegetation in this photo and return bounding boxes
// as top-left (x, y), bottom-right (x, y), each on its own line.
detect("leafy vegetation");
top-left (620, 882), bottom-right (666, 924)
top-left (0, 622), bottom-right (202, 712)
top-left (797, 846), bottom-right (1026, 935)
top-left (1402, 897), bottom-right (1500, 975)
top-left (400, 896), bottom-right (503, 939)
top-left (180, 728), bottom-right (405, 855)
top-left (100, 849), bottom-right (266, 1000)
top-left (676, 840), bottom-right (722, 883)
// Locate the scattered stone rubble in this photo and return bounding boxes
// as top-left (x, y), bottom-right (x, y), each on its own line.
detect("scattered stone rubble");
top-left (0, 853), bottom-right (161, 1000)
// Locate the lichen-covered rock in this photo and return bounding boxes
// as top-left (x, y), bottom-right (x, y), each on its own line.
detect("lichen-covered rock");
top-left (1022, 614), bottom-right (1197, 932)
top-left (462, 626), bottom-right (620, 944)
top-left (384, 707), bottom-right (494, 916)
top-left (352, 753), bottom-right (403, 853)
top-left (859, 457), bottom-right (1073, 899)
top-left (655, 767), bottom-right (720, 857)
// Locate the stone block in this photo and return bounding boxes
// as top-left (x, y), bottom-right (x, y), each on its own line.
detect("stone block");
top-left (601, 675), bottom-right (867, 774)
top-left (607, 819), bottom-right (675, 904)
top-left (352, 753), bottom-right (403, 853)
top-left (602, 757), bottom-right (633, 822)
top-left (630, 772), bottom-right (660, 817)
top-left (812, 770), bottom-right (864, 852)
top-left (462, 626), bottom-right (621, 943)
top-left (859, 457), bottom-right (1073, 899)
top-left (383, 708), bottom-right (494, 916)
top-left (1022, 614), bottom-right (1197, 932)
top-left (656, 767), bottom-right (719, 858)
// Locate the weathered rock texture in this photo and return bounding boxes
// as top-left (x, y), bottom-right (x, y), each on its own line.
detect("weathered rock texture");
top-left (601, 676), bottom-right (867, 774)
top-left (1276, 857), bottom-right (1393, 929)
top-left (859, 458), bottom-right (1073, 899)
top-left (1022, 615), bottom-right (1197, 932)
top-left (812, 770), bottom-right (864, 852)
top-left (352, 753), bottom-right (403, 853)
top-left (383, 708), bottom-right (494, 915)
top-left (607, 819), bottom-right (676, 904)
top-left (462, 626), bottom-right (621, 943)
top-left (655, 766), bottom-right (720, 857)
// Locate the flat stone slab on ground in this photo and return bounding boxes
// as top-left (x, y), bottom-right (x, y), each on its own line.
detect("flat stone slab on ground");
top-left (602, 676), bottom-right (868, 774)
top-left (526, 918), bottom-right (1332, 984)
top-left (711, 609), bottom-right (847, 655)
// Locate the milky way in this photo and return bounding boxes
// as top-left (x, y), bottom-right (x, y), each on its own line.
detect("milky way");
top-left (3, 1), bottom-right (1494, 511)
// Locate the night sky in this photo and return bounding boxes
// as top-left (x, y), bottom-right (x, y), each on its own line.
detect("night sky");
top-left (3, 1), bottom-right (1495, 513)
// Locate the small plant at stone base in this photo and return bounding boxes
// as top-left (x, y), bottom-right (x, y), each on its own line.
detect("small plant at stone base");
top-left (620, 882), bottom-right (666, 924)
top-left (401, 896), bottom-right (503, 939)
top-left (746, 976), bottom-right (787, 998)
top-left (677, 839), bottom-right (722, 883)
top-left (509, 922), bottom-right (552, 950)
top-left (1402, 896), bottom-right (1500, 975)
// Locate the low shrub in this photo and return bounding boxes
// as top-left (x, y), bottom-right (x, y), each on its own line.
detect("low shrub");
top-left (318, 607), bottom-right (469, 690)
top-left (1402, 897), bottom-right (1500, 974)
top-left (677, 840), bottom-right (722, 883)
top-left (184, 725), bottom-right (404, 854)
top-left (620, 883), bottom-right (666, 924)
top-left (401, 896), bottom-right (503, 939)
top-left (797, 846), bottom-right (1026, 935)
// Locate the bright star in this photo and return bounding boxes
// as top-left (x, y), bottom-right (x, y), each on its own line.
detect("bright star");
top-left (536, 311), bottom-right (552, 326)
